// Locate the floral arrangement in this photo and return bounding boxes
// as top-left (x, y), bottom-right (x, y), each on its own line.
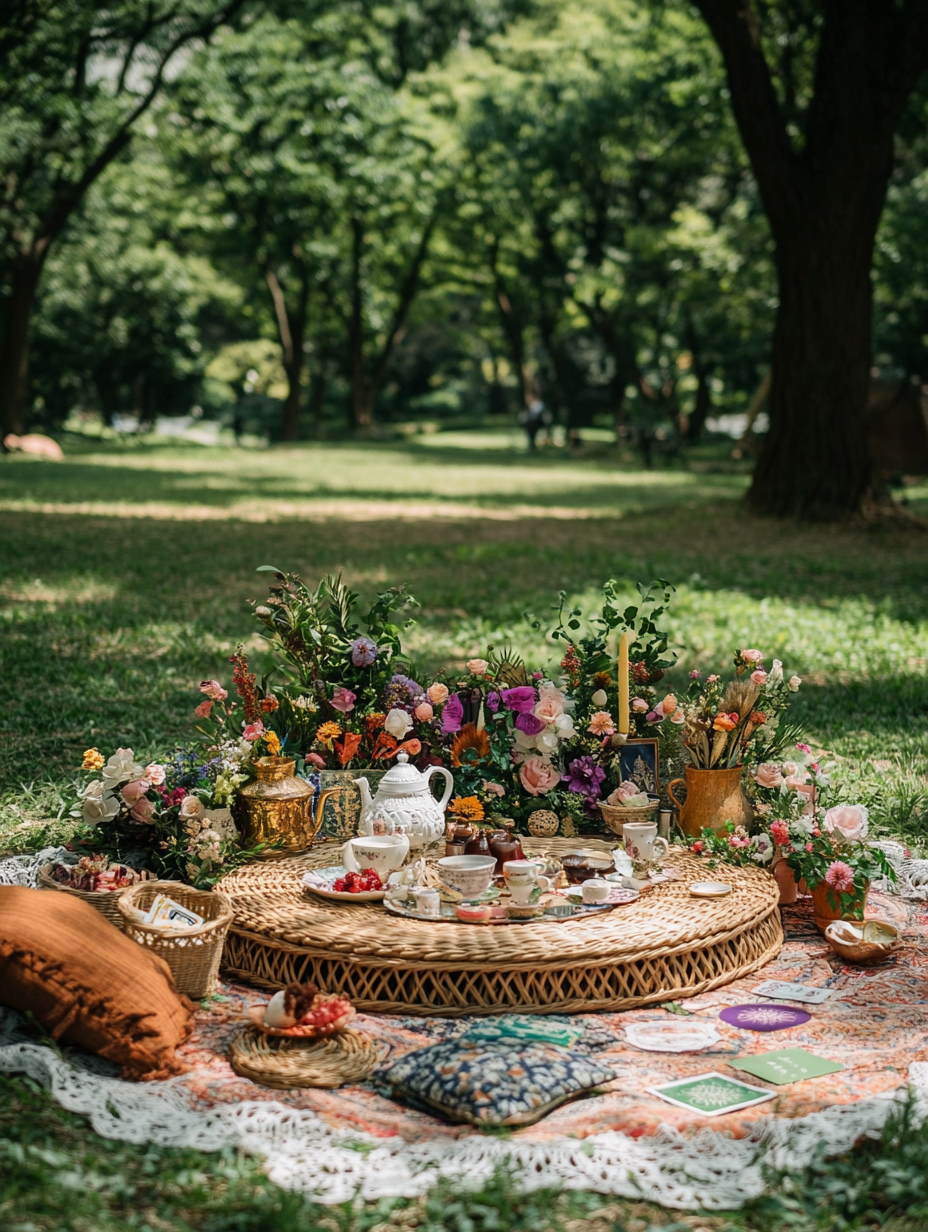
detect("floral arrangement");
top-left (71, 743), bottom-right (260, 887)
top-left (777, 804), bottom-right (894, 915)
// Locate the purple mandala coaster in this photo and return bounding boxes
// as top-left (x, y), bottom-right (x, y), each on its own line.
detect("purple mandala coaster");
top-left (719, 1004), bottom-right (812, 1032)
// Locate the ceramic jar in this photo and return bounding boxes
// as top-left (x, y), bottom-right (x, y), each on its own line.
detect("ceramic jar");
top-left (666, 765), bottom-right (753, 837)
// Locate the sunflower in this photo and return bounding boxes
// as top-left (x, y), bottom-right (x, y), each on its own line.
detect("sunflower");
top-left (448, 796), bottom-right (485, 822)
top-left (451, 722), bottom-right (491, 767)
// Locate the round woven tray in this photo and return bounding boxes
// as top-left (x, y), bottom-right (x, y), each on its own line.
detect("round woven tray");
top-left (229, 1026), bottom-right (382, 1088)
top-left (218, 839), bottom-right (782, 1017)
top-left (38, 865), bottom-right (129, 930)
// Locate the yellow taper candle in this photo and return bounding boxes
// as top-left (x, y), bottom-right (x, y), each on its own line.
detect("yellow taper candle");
top-left (618, 630), bottom-right (631, 735)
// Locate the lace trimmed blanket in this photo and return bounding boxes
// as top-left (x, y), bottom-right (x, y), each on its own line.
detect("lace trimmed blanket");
top-left (2, 842), bottom-right (928, 1211)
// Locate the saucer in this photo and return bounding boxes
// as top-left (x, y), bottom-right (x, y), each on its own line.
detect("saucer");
top-left (689, 881), bottom-right (732, 898)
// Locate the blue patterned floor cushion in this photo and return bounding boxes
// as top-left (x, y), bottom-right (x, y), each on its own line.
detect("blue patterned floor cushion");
top-left (378, 1037), bottom-right (615, 1127)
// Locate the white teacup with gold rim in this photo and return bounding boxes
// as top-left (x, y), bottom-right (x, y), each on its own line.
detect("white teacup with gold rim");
top-left (503, 858), bottom-right (553, 905)
top-left (343, 834), bottom-right (409, 879)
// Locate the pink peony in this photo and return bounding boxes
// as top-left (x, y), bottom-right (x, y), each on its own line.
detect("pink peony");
top-left (120, 778), bottom-right (150, 804)
top-left (428, 683), bottom-right (450, 706)
top-left (130, 796), bottom-right (155, 823)
top-left (331, 687), bottom-right (356, 713)
top-left (194, 700), bottom-right (213, 718)
top-left (144, 763), bottom-right (166, 786)
top-left (632, 697), bottom-right (649, 713)
top-left (823, 804), bottom-right (868, 843)
top-left (534, 693), bottom-right (565, 724)
top-left (660, 693), bottom-right (677, 716)
top-left (519, 755), bottom-right (560, 796)
top-left (466, 658), bottom-right (489, 675)
top-left (741, 649), bottom-right (764, 664)
top-left (587, 711), bottom-right (615, 736)
top-left (199, 680), bottom-right (228, 701)
top-left (750, 669), bottom-right (767, 685)
top-left (824, 859), bottom-right (855, 894)
top-left (243, 720), bottom-right (265, 741)
top-left (414, 701), bottom-right (434, 722)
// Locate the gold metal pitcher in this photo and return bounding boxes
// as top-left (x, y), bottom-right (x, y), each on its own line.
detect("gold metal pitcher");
top-left (234, 756), bottom-right (337, 851)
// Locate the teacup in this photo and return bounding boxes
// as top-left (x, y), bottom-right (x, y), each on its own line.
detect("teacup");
top-left (437, 854), bottom-right (497, 899)
top-left (503, 859), bottom-right (553, 905)
top-left (343, 833), bottom-right (409, 878)
top-left (581, 878), bottom-right (611, 904)
top-left (623, 822), bottom-right (669, 867)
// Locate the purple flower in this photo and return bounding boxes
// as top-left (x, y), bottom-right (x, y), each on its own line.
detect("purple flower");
top-left (515, 712), bottom-right (547, 736)
top-left (383, 674), bottom-right (425, 713)
top-left (563, 755), bottom-right (606, 797)
top-left (646, 710), bottom-right (661, 723)
top-left (441, 692), bottom-right (464, 734)
top-left (487, 691), bottom-right (501, 713)
top-left (351, 637), bottom-right (379, 667)
top-left (501, 686), bottom-right (537, 714)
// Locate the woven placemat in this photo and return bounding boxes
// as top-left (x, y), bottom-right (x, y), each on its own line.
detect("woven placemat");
top-left (229, 1026), bottom-right (383, 1089)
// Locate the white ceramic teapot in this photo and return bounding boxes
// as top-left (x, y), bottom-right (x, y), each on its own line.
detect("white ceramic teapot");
top-left (354, 753), bottom-right (453, 849)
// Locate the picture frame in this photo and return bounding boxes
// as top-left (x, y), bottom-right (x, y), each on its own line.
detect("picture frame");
top-left (618, 738), bottom-right (660, 796)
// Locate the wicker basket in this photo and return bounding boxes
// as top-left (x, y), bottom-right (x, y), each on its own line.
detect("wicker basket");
top-left (118, 880), bottom-right (233, 999)
top-left (598, 799), bottom-right (658, 837)
top-left (38, 864), bottom-right (130, 931)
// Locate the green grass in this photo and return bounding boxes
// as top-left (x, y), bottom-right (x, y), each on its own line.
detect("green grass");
top-left (2, 434), bottom-right (928, 1228)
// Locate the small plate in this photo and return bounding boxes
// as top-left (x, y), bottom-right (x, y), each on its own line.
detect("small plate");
top-left (302, 866), bottom-right (386, 902)
top-left (689, 881), bottom-right (732, 898)
top-left (564, 886), bottom-right (640, 907)
top-left (624, 1020), bottom-right (721, 1053)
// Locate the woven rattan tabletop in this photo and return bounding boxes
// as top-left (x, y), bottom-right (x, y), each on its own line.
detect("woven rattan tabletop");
top-left (219, 839), bottom-right (779, 970)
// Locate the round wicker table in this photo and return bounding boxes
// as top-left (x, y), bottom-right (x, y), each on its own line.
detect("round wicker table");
top-left (218, 839), bottom-right (782, 1017)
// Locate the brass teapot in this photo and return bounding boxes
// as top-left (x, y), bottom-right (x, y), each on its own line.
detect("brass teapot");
top-left (234, 756), bottom-right (337, 851)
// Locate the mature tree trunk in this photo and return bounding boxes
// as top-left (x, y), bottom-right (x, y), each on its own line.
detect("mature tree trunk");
top-left (488, 238), bottom-right (529, 410)
top-left (264, 263), bottom-right (309, 442)
top-left (309, 366), bottom-right (327, 440)
top-left (0, 257), bottom-right (44, 439)
top-left (686, 350), bottom-right (713, 445)
top-left (693, 0), bottom-right (928, 520)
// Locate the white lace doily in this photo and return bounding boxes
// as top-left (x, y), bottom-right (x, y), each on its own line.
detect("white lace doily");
top-left (2, 842), bottom-right (927, 1209)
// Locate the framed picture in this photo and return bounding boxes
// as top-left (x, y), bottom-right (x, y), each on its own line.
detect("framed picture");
top-left (618, 738), bottom-right (659, 796)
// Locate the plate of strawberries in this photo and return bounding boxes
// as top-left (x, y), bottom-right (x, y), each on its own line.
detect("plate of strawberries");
top-left (301, 865), bottom-right (386, 902)
top-left (247, 982), bottom-right (356, 1037)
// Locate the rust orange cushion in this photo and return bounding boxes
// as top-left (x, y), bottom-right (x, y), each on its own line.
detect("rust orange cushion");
top-left (0, 886), bottom-right (193, 1080)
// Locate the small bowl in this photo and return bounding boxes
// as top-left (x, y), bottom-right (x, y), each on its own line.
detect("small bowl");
top-left (561, 850), bottom-right (615, 884)
top-left (455, 903), bottom-right (492, 924)
top-left (825, 918), bottom-right (900, 965)
top-left (507, 903), bottom-right (544, 921)
top-left (437, 854), bottom-right (497, 899)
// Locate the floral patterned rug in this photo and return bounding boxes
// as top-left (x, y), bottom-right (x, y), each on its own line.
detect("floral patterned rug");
top-left (181, 890), bottom-right (925, 1145)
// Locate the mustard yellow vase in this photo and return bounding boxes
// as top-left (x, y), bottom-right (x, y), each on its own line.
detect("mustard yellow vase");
top-left (234, 756), bottom-right (316, 851)
top-left (667, 765), bottom-right (753, 837)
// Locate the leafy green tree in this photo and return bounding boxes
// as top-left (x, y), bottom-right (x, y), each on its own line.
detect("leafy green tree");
top-left (0, 0), bottom-right (248, 441)
top-left (692, 0), bottom-right (928, 519)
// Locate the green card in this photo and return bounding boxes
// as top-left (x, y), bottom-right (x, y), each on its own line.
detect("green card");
top-left (730, 1047), bottom-right (845, 1086)
top-left (647, 1072), bottom-right (776, 1116)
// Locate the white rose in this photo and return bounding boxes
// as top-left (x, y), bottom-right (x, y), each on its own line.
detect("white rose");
top-left (554, 713), bottom-right (575, 737)
top-left (513, 728), bottom-right (537, 752)
top-left (179, 794), bottom-right (205, 819)
top-left (81, 779), bottom-right (120, 824)
top-left (788, 675), bottom-right (801, 692)
top-left (384, 708), bottom-right (412, 739)
top-left (767, 659), bottom-right (783, 685)
top-left (101, 747), bottom-right (144, 785)
top-left (591, 689), bottom-right (608, 707)
top-left (823, 805), bottom-right (869, 843)
top-left (535, 728), bottom-right (559, 754)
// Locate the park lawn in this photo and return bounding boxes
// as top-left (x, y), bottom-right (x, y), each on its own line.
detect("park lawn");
top-left (1, 433), bottom-right (928, 1231)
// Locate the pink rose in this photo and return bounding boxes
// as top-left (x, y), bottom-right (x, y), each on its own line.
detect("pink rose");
top-left (754, 763), bottom-right (784, 789)
top-left (130, 796), bottom-right (155, 823)
top-left (750, 669), bottom-right (767, 685)
top-left (660, 694), bottom-right (677, 716)
top-left (631, 697), bottom-right (649, 713)
top-left (534, 693), bottom-right (564, 724)
top-left (707, 674), bottom-right (719, 683)
top-left (194, 700), bottom-right (213, 718)
top-left (785, 772), bottom-right (810, 789)
top-left (243, 720), bottom-right (265, 741)
top-left (466, 658), bottom-right (488, 674)
top-left (144, 763), bottom-right (166, 786)
top-left (823, 804), bottom-right (868, 843)
top-left (414, 701), bottom-right (434, 722)
top-left (120, 778), bottom-right (150, 804)
top-left (519, 755), bottom-right (560, 796)
top-left (427, 683), bottom-right (449, 706)
top-left (741, 649), bottom-right (764, 663)
top-left (331, 686), bottom-right (356, 713)
top-left (199, 679), bottom-right (228, 701)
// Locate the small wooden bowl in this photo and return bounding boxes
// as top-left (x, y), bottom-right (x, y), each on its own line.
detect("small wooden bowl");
top-left (824, 918), bottom-right (900, 965)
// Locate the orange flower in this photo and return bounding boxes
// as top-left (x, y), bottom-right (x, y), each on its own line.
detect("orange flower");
top-left (712, 712), bottom-right (738, 733)
top-left (335, 732), bottom-right (363, 767)
top-left (262, 731), bottom-right (282, 755)
top-left (448, 796), bottom-right (485, 822)
top-left (451, 722), bottom-right (491, 767)
top-left (316, 721), bottom-right (343, 745)
top-left (82, 748), bottom-right (104, 771)
top-left (592, 671), bottom-right (613, 689)
top-left (749, 711), bottom-right (767, 726)
top-left (371, 731), bottom-right (398, 760)
top-left (365, 712), bottom-right (386, 734)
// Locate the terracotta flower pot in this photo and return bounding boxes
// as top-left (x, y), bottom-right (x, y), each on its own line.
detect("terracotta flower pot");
top-left (811, 880), bottom-right (869, 933)
top-left (667, 765), bottom-right (753, 837)
top-left (773, 856), bottom-right (799, 905)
